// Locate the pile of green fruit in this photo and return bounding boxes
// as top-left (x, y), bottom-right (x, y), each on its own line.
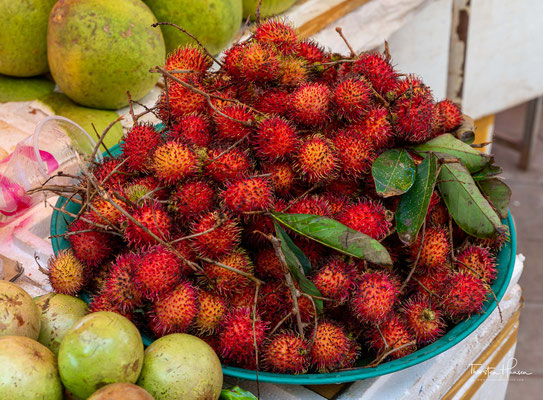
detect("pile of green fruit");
top-left (0, 280), bottom-right (223, 400)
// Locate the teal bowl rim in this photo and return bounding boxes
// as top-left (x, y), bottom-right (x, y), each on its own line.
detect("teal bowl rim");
top-left (50, 144), bottom-right (517, 385)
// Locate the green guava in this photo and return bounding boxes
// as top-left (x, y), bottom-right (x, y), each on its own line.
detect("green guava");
top-left (34, 293), bottom-right (88, 356)
top-left (0, 0), bottom-right (57, 77)
top-left (88, 383), bottom-right (154, 399)
top-left (243, 0), bottom-right (298, 19)
top-left (0, 280), bottom-right (41, 339)
top-left (143, 0), bottom-right (242, 55)
top-left (47, 0), bottom-right (166, 109)
top-left (137, 333), bottom-right (223, 400)
top-left (0, 336), bottom-right (63, 399)
top-left (58, 311), bottom-right (144, 399)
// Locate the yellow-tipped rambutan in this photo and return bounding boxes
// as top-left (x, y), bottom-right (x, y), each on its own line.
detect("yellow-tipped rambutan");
top-left (401, 296), bottom-right (445, 345)
top-left (278, 56), bottom-right (309, 86)
top-left (409, 225), bottom-right (450, 271)
top-left (456, 245), bottom-right (497, 283)
top-left (121, 123), bottom-right (160, 172)
top-left (263, 162), bottom-right (297, 197)
top-left (262, 331), bottom-right (310, 374)
top-left (149, 280), bottom-right (199, 337)
top-left (124, 202), bottom-right (172, 247)
top-left (296, 135), bottom-right (339, 182)
top-left (47, 249), bottom-right (86, 295)
top-left (190, 211), bottom-right (241, 258)
top-left (366, 315), bottom-right (417, 359)
top-left (195, 290), bottom-right (227, 334)
top-left (253, 18), bottom-right (300, 55)
top-left (203, 248), bottom-right (254, 294)
top-left (352, 106), bottom-right (394, 149)
top-left (222, 176), bottom-right (274, 214)
top-left (338, 199), bottom-right (391, 240)
top-left (310, 320), bottom-right (358, 372)
top-left (333, 78), bottom-right (372, 120)
top-left (332, 130), bottom-right (376, 178)
top-left (151, 141), bottom-right (200, 184)
top-left (291, 83), bottom-right (331, 126)
top-left (253, 116), bottom-right (298, 160)
top-left (159, 79), bottom-right (207, 121)
top-left (351, 271), bottom-right (400, 324)
top-left (165, 45), bottom-right (212, 76)
top-left (312, 257), bottom-right (356, 304)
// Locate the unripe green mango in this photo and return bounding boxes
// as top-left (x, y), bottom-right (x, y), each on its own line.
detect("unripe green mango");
top-left (144, 0), bottom-right (242, 55)
top-left (0, 0), bottom-right (57, 77)
top-left (47, 0), bottom-right (166, 110)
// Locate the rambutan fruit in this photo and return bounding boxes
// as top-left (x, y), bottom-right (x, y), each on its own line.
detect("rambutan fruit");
top-left (352, 106), bottom-right (394, 149)
top-left (456, 245), bottom-right (497, 283)
top-left (205, 147), bottom-right (252, 182)
top-left (310, 320), bottom-right (357, 372)
top-left (353, 52), bottom-right (398, 96)
top-left (218, 307), bottom-right (269, 366)
top-left (229, 285), bottom-right (256, 308)
top-left (101, 253), bottom-right (141, 312)
top-left (151, 141), bottom-right (200, 184)
top-left (203, 248), bottom-right (254, 294)
top-left (133, 245), bottom-right (182, 300)
top-left (88, 196), bottom-right (125, 227)
top-left (47, 249), bottom-right (86, 295)
top-left (433, 99), bottom-right (462, 134)
top-left (124, 202), bottom-right (172, 247)
top-left (296, 39), bottom-right (326, 63)
top-left (164, 45), bottom-right (212, 76)
top-left (367, 315), bottom-right (416, 359)
top-left (222, 177), bottom-right (274, 214)
top-left (121, 123), bottom-right (161, 172)
top-left (222, 42), bottom-right (246, 78)
top-left (190, 211), bottom-right (241, 258)
top-left (333, 78), bottom-right (372, 120)
top-left (125, 176), bottom-right (169, 202)
top-left (195, 290), bottom-right (227, 334)
top-left (67, 218), bottom-right (115, 266)
top-left (213, 104), bottom-right (254, 142)
top-left (253, 88), bottom-right (290, 116)
top-left (263, 162), bottom-right (297, 197)
top-left (440, 271), bottom-right (488, 318)
top-left (253, 18), bottom-right (300, 55)
top-left (296, 135), bottom-right (339, 182)
top-left (351, 271), bottom-right (400, 324)
top-left (170, 236), bottom-right (198, 275)
top-left (159, 79), bottom-right (207, 121)
top-left (332, 130), bottom-right (376, 178)
top-left (401, 296), bottom-right (445, 345)
top-left (409, 225), bottom-right (450, 271)
top-left (291, 83), bottom-right (331, 126)
top-left (394, 75), bottom-right (433, 101)
top-left (278, 56), bottom-right (308, 86)
top-left (259, 282), bottom-right (292, 326)
top-left (254, 247), bottom-right (284, 279)
top-left (427, 191), bottom-right (449, 225)
top-left (297, 290), bottom-right (316, 323)
top-left (88, 292), bottom-right (134, 321)
top-left (320, 193), bottom-right (350, 218)
top-left (262, 331), bottom-right (310, 374)
top-left (149, 280), bottom-right (199, 337)
top-left (312, 257), bottom-right (356, 304)
top-left (393, 95), bottom-right (435, 143)
top-left (338, 199), bottom-right (391, 240)
top-left (91, 158), bottom-right (128, 188)
top-left (475, 227), bottom-right (510, 253)
top-left (253, 117), bottom-right (298, 160)
top-left (237, 41), bottom-right (281, 82)
top-left (288, 194), bottom-right (332, 217)
top-left (324, 179), bottom-right (360, 198)
top-left (293, 237), bottom-right (327, 266)
top-left (173, 180), bottom-right (215, 220)
top-left (410, 269), bottom-right (450, 300)
top-left (170, 113), bottom-right (211, 147)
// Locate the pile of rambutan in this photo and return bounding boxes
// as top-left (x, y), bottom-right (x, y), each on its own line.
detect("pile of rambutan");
top-left (45, 18), bottom-right (511, 374)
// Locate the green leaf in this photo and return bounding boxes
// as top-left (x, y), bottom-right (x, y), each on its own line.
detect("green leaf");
top-left (438, 162), bottom-right (507, 238)
top-left (472, 164), bottom-right (504, 181)
top-left (272, 212), bottom-right (392, 266)
top-left (477, 178), bottom-right (512, 219)
top-left (371, 149), bottom-right (416, 197)
top-left (274, 222), bottom-right (323, 313)
top-left (220, 386), bottom-right (258, 400)
top-left (396, 153), bottom-right (439, 244)
top-left (414, 133), bottom-right (492, 173)
top-left (274, 223), bottom-right (313, 275)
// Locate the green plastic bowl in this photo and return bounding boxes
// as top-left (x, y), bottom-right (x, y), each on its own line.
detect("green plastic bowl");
top-left (50, 144), bottom-right (517, 385)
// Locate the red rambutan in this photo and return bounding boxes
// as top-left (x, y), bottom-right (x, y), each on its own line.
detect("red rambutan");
top-left (278, 56), bottom-right (308, 86)
top-left (351, 271), bottom-right (400, 324)
top-left (310, 320), bottom-right (357, 372)
top-left (291, 83), bottom-right (331, 126)
top-left (88, 292), bottom-right (134, 321)
top-left (91, 158), bottom-right (128, 189)
top-left (312, 257), bottom-right (356, 304)
top-left (237, 41), bottom-right (281, 82)
top-left (353, 52), bottom-right (398, 96)
top-left (222, 176), bottom-right (274, 214)
top-left (170, 113), bottom-right (211, 147)
top-left (102, 253), bottom-right (141, 312)
top-left (352, 106), bottom-right (394, 149)
top-left (409, 225), bottom-right (450, 271)
top-left (320, 193), bottom-right (350, 218)
top-left (332, 130), bottom-right (375, 178)
top-left (173, 180), bottom-right (215, 220)
top-left (205, 147), bottom-right (252, 182)
top-left (190, 211), bottom-right (241, 258)
top-left (253, 116), bottom-right (298, 160)
top-left (366, 315), bottom-right (416, 359)
top-left (262, 331), bottom-right (310, 374)
top-left (165, 45), bottom-right (212, 76)
top-left (67, 219), bottom-right (115, 267)
top-left (203, 248), bottom-right (254, 294)
top-left (254, 247), bottom-right (284, 279)
top-left (296, 39), bottom-right (326, 64)
top-left (47, 249), bottom-right (86, 295)
top-left (259, 282), bottom-right (292, 326)
top-left (433, 99), bottom-right (462, 134)
top-left (288, 194), bottom-right (332, 217)
top-left (124, 202), bottom-right (172, 247)
top-left (121, 123), bottom-right (160, 172)
top-left (393, 95), bottom-right (435, 144)
top-left (195, 290), bottom-right (227, 334)
top-left (263, 162), bottom-right (297, 197)
top-left (151, 141), bottom-right (200, 184)
top-left (88, 196), bottom-right (126, 227)
top-left (149, 280), bottom-right (199, 337)
top-left (456, 245), bottom-right (497, 283)
top-left (296, 135), bottom-right (339, 182)
top-left (253, 18), bottom-right (300, 55)
top-left (410, 269), bottom-right (450, 300)
top-left (401, 296), bottom-right (445, 345)
top-left (253, 88), bottom-right (290, 116)
top-left (159, 79), bottom-right (207, 121)
top-left (222, 43), bottom-right (246, 78)
top-left (440, 271), bottom-right (488, 318)
top-left (333, 78), bottom-right (372, 120)
top-left (338, 199), bottom-right (391, 240)
top-left (213, 104), bottom-right (254, 142)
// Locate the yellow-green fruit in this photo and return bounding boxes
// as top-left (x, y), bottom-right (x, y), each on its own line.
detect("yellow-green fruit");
top-left (137, 333), bottom-right (223, 400)
top-left (0, 336), bottom-right (63, 400)
top-left (0, 280), bottom-right (41, 339)
top-left (34, 293), bottom-right (88, 357)
top-left (47, 0), bottom-right (166, 110)
top-left (0, 0), bottom-right (57, 77)
top-left (143, 0), bottom-right (242, 54)
top-left (243, 0), bottom-right (298, 19)
top-left (58, 311), bottom-right (144, 399)
top-left (88, 383), bottom-right (154, 400)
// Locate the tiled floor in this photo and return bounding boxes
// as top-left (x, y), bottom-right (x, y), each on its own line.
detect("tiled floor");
top-left (492, 103), bottom-right (543, 399)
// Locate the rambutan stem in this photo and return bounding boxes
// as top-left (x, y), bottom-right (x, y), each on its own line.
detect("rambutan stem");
top-left (269, 311), bottom-right (293, 336)
top-left (301, 293), bottom-right (318, 347)
top-left (198, 256), bottom-right (264, 286)
top-left (90, 114), bottom-right (124, 162)
top-left (448, 217), bottom-right (456, 261)
top-left (251, 282), bottom-right (261, 382)
top-left (282, 184), bottom-right (320, 212)
top-left (90, 123), bottom-right (113, 158)
top-left (169, 218), bottom-right (224, 243)
top-left (152, 22), bottom-right (224, 68)
top-left (400, 219), bottom-right (427, 293)
top-left (126, 91), bottom-right (137, 124)
top-left (367, 340), bottom-right (416, 368)
top-left (335, 27), bottom-right (356, 58)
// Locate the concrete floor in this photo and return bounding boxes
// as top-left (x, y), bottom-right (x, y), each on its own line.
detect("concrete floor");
top-left (492, 103), bottom-right (543, 400)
